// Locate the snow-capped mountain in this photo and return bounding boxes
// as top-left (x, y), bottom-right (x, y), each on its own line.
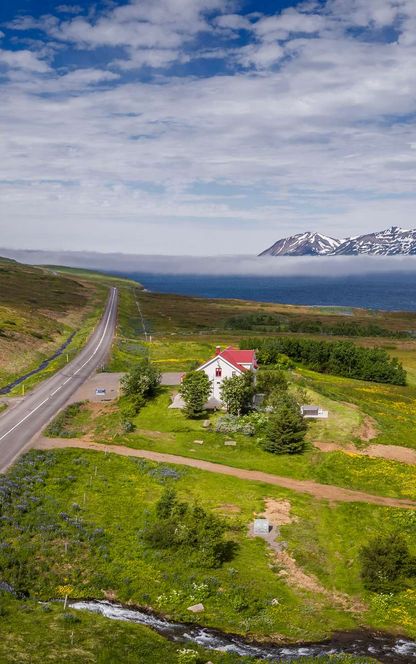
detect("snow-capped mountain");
top-left (259, 232), bottom-right (342, 256)
top-left (333, 226), bottom-right (416, 255)
top-left (259, 226), bottom-right (416, 256)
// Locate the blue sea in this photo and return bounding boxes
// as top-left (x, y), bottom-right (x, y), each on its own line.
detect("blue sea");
top-left (112, 271), bottom-right (416, 312)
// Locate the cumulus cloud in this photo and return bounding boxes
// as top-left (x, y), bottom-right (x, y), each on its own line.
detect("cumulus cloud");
top-left (2, 0), bottom-right (416, 255)
top-left (0, 48), bottom-right (50, 72)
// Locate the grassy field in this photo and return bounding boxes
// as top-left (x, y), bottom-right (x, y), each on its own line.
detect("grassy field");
top-left (0, 448), bottom-right (415, 650)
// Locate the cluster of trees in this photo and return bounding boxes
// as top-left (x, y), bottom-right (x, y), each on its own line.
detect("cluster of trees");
top-left (179, 365), bottom-right (308, 455)
top-left (225, 313), bottom-right (411, 339)
top-left (142, 488), bottom-right (236, 568)
top-left (241, 337), bottom-right (406, 385)
top-left (179, 370), bottom-right (255, 417)
top-left (287, 319), bottom-right (411, 339)
top-left (360, 532), bottom-right (416, 593)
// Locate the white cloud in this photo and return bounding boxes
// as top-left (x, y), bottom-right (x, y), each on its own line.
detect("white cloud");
top-left (2, 0), bottom-right (416, 254)
top-left (0, 48), bottom-right (50, 72)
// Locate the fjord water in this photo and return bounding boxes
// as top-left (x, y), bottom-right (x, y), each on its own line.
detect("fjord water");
top-left (118, 272), bottom-right (416, 311)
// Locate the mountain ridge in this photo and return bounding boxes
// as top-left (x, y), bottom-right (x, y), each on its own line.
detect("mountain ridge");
top-left (260, 226), bottom-right (416, 256)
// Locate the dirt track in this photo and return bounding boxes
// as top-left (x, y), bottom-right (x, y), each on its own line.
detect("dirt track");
top-left (35, 438), bottom-right (416, 510)
top-left (314, 440), bottom-right (416, 465)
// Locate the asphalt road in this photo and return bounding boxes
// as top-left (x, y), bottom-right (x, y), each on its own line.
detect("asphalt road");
top-left (0, 287), bottom-right (118, 473)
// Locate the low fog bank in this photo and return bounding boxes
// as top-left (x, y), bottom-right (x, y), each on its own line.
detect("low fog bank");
top-left (2, 248), bottom-right (416, 277)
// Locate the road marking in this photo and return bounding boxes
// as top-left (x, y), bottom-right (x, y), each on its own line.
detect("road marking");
top-left (0, 288), bottom-right (117, 443)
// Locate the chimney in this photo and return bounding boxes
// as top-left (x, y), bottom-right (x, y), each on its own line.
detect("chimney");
top-left (215, 346), bottom-right (221, 355)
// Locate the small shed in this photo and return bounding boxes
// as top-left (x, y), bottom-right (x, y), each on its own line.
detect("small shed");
top-left (301, 405), bottom-right (319, 417)
top-left (300, 405), bottom-right (329, 419)
top-left (253, 518), bottom-right (270, 535)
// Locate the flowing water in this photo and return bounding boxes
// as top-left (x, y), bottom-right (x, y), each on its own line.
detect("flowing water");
top-left (70, 600), bottom-right (416, 663)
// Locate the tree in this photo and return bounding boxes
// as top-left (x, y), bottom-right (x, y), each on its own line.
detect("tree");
top-left (121, 358), bottom-right (161, 399)
top-left (256, 369), bottom-right (288, 398)
top-left (220, 371), bottom-right (254, 416)
top-left (261, 397), bottom-right (307, 454)
top-left (179, 371), bottom-right (212, 418)
top-left (359, 532), bottom-right (415, 593)
top-left (121, 358), bottom-right (161, 414)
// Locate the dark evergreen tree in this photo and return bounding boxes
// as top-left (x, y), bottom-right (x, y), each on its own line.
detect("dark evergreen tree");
top-left (262, 398), bottom-right (307, 455)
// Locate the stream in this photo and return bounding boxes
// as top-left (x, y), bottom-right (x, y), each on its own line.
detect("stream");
top-left (0, 332), bottom-right (75, 395)
top-left (70, 600), bottom-right (416, 663)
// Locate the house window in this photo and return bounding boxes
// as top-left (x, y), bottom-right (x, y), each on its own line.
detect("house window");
top-left (215, 367), bottom-right (222, 377)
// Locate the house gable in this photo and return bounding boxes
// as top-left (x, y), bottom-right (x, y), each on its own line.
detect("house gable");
top-left (197, 354), bottom-right (244, 376)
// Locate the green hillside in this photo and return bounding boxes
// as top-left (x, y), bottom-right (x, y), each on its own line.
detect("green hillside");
top-left (0, 258), bottom-right (103, 392)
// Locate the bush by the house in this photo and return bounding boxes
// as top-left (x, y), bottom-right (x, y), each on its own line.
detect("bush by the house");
top-left (241, 337), bottom-right (406, 385)
top-left (220, 371), bottom-right (254, 416)
top-left (215, 415), bottom-right (255, 436)
top-left (359, 532), bottom-right (416, 593)
top-left (256, 369), bottom-right (288, 397)
top-left (179, 370), bottom-right (212, 418)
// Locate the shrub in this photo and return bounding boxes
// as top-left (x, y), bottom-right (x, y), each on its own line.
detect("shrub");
top-left (177, 649), bottom-right (199, 664)
top-left (359, 532), bottom-right (416, 593)
top-left (215, 415), bottom-right (255, 436)
top-left (261, 396), bottom-right (307, 455)
top-left (220, 372), bottom-right (254, 416)
top-left (143, 489), bottom-right (236, 568)
top-left (179, 371), bottom-right (212, 418)
top-left (121, 359), bottom-right (161, 403)
top-left (256, 369), bottom-right (288, 396)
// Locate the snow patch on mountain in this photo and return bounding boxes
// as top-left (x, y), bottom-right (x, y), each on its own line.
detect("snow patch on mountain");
top-left (260, 226), bottom-right (416, 256)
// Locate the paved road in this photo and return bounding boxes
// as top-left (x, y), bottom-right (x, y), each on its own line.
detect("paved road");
top-left (0, 287), bottom-right (118, 472)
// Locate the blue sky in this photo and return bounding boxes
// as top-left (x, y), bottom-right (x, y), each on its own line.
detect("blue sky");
top-left (1, 0), bottom-right (416, 255)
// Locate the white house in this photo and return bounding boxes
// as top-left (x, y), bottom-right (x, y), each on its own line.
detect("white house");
top-left (197, 346), bottom-right (257, 406)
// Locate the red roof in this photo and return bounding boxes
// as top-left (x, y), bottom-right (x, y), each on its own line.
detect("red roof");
top-left (217, 347), bottom-right (257, 372)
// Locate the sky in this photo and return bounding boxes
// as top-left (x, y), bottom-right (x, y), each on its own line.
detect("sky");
top-left (1, 0), bottom-right (416, 256)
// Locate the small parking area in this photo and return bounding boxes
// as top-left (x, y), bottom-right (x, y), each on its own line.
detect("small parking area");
top-left (70, 372), bottom-right (125, 403)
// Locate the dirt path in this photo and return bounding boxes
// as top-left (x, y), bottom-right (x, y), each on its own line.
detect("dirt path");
top-left (314, 440), bottom-right (416, 465)
top-left (35, 437), bottom-right (416, 510)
